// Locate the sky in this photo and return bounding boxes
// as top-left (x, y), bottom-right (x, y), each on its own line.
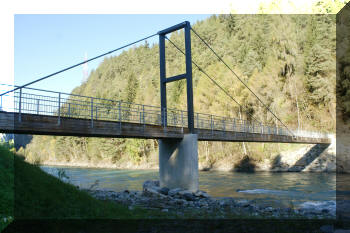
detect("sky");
top-left (12, 14), bottom-right (211, 94)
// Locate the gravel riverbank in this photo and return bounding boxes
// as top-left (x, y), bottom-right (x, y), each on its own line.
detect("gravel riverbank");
top-left (84, 180), bottom-right (335, 219)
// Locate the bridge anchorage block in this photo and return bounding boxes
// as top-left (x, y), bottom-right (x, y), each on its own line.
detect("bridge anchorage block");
top-left (158, 134), bottom-right (198, 192)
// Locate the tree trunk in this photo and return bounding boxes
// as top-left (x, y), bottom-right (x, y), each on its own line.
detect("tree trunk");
top-left (204, 141), bottom-right (210, 163)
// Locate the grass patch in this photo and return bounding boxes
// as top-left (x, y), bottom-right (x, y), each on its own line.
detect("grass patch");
top-left (0, 144), bottom-right (172, 226)
top-left (0, 143), bottom-right (14, 232)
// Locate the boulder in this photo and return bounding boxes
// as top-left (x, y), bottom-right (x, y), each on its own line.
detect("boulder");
top-left (194, 190), bottom-right (210, 198)
top-left (179, 190), bottom-right (192, 196)
top-left (175, 199), bottom-right (186, 205)
top-left (159, 187), bottom-right (170, 195)
top-left (168, 188), bottom-right (183, 196)
top-left (182, 193), bottom-right (195, 201)
top-left (143, 180), bottom-right (159, 191)
top-left (143, 187), bottom-right (166, 198)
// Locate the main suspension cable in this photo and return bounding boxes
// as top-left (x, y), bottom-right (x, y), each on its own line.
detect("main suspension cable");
top-left (165, 36), bottom-right (261, 124)
top-left (190, 27), bottom-right (294, 136)
top-left (1, 33), bottom-right (158, 97)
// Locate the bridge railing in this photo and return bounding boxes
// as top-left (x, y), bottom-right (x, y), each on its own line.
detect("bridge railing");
top-left (194, 112), bottom-right (291, 136)
top-left (291, 129), bottom-right (331, 139)
top-left (0, 84), bottom-right (331, 139)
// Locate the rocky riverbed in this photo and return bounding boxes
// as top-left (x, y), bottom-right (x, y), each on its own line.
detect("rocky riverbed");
top-left (84, 180), bottom-right (335, 219)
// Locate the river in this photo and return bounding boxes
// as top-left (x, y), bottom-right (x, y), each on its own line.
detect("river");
top-left (41, 166), bottom-right (338, 212)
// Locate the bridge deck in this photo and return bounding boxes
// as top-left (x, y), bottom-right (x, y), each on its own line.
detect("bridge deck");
top-left (0, 112), bottom-right (331, 144)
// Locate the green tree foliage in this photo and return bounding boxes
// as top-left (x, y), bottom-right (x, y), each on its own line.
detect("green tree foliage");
top-left (25, 13), bottom-right (336, 167)
top-left (304, 15), bottom-right (336, 107)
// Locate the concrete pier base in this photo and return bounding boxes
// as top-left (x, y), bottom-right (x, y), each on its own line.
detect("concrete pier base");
top-left (158, 134), bottom-right (198, 192)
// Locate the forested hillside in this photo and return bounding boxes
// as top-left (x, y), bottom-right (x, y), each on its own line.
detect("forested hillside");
top-left (23, 14), bottom-right (337, 169)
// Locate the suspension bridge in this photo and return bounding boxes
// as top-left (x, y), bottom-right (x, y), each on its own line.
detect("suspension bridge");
top-left (0, 21), bottom-right (332, 191)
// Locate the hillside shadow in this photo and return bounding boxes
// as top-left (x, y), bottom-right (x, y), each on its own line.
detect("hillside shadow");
top-left (233, 155), bottom-right (256, 173)
top-left (271, 154), bottom-right (282, 170)
top-left (272, 144), bottom-right (330, 172)
top-left (14, 134), bottom-right (33, 150)
top-left (288, 144), bottom-right (329, 172)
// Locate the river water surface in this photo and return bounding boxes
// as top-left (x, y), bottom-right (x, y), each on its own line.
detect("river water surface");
top-left (41, 166), bottom-right (337, 211)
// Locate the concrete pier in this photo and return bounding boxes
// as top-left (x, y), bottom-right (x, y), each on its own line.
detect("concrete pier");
top-left (158, 134), bottom-right (198, 192)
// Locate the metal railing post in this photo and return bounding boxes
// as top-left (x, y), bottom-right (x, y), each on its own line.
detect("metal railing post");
top-left (142, 105), bottom-right (145, 131)
top-left (36, 99), bottom-right (40, 115)
top-left (223, 119), bottom-right (225, 131)
top-left (139, 110), bottom-right (142, 124)
top-left (196, 113), bottom-right (199, 129)
top-left (210, 115), bottom-right (213, 135)
top-left (95, 106), bottom-right (98, 120)
top-left (58, 93), bottom-right (61, 125)
top-left (68, 103), bottom-right (71, 117)
top-left (90, 97), bottom-right (94, 128)
top-left (181, 110), bottom-right (184, 133)
top-left (118, 101), bottom-right (121, 131)
top-left (233, 118), bottom-right (236, 132)
top-left (18, 88), bottom-right (22, 122)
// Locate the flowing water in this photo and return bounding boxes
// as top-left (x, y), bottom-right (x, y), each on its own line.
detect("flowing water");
top-left (41, 166), bottom-right (338, 211)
